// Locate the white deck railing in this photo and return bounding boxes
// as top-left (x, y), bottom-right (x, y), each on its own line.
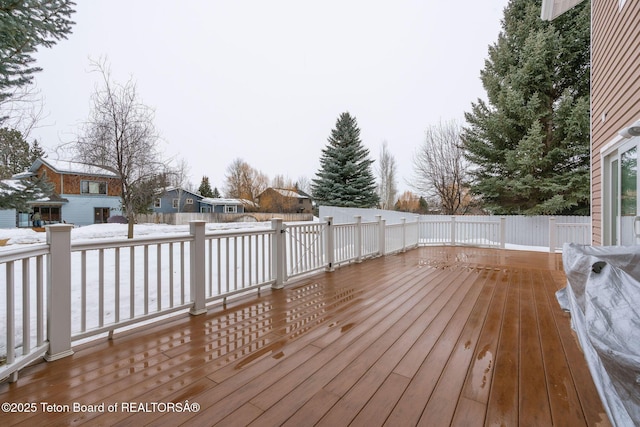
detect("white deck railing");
top-left (0, 214), bottom-right (590, 382)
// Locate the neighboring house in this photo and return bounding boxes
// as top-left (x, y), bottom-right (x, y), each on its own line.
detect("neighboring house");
top-left (199, 198), bottom-right (251, 214)
top-left (1, 158), bottom-right (123, 227)
top-left (153, 187), bottom-right (203, 214)
top-left (542, 0), bottom-right (640, 246)
top-left (256, 188), bottom-right (314, 214)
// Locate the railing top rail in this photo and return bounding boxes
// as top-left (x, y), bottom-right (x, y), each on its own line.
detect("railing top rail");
top-left (72, 234), bottom-right (194, 252)
top-left (205, 227), bottom-right (273, 239)
top-left (0, 243), bottom-right (50, 263)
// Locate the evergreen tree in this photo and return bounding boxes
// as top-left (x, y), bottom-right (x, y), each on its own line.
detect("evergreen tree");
top-left (29, 139), bottom-right (46, 163)
top-left (0, 1), bottom-right (75, 106)
top-left (312, 112), bottom-right (379, 208)
top-left (462, 0), bottom-right (590, 215)
top-left (0, 127), bottom-right (31, 178)
top-left (198, 176), bottom-right (214, 197)
top-left (212, 187), bottom-right (221, 198)
top-left (0, 174), bottom-right (53, 211)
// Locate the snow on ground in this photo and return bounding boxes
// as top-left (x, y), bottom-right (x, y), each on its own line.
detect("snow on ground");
top-left (0, 222), bottom-right (272, 247)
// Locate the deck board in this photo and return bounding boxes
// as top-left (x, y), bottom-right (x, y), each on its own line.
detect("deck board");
top-left (0, 246), bottom-right (611, 426)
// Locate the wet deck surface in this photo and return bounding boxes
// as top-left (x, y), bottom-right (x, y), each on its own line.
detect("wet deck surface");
top-left (0, 246), bottom-right (610, 426)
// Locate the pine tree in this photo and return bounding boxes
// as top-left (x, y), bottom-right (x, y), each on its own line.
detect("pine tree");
top-left (462, 0), bottom-right (590, 215)
top-left (198, 176), bottom-right (214, 197)
top-left (0, 127), bottom-right (31, 178)
top-left (212, 187), bottom-right (221, 198)
top-left (312, 112), bottom-right (379, 208)
top-left (0, 1), bottom-right (75, 106)
top-left (29, 139), bottom-right (46, 163)
top-left (0, 174), bottom-right (53, 211)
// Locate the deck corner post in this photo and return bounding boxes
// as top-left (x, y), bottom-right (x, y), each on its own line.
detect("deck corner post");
top-left (377, 215), bottom-right (386, 256)
top-left (401, 218), bottom-right (407, 252)
top-left (189, 221), bottom-right (207, 315)
top-left (324, 216), bottom-right (335, 272)
top-left (355, 215), bottom-right (362, 262)
top-left (45, 224), bottom-right (75, 361)
top-left (271, 218), bottom-right (286, 288)
top-left (500, 217), bottom-right (507, 249)
top-left (549, 217), bottom-right (557, 253)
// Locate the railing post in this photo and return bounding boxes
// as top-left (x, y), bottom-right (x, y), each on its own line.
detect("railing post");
top-left (324, 216), bottom-right (335, 272)
top-left (451, 216), bottom-right (457, 246)
top-left (189, 221), bottom-right (207, 315)
top-left (45, 224), bottom-right (74, 362)
top-left (355, 215), bottom-right (362, 263)
top-left (401, 218), bottom-right (407, 252)
top-left (500, 217), bottom-right (507, 249)
top-left (415, 215), bottom-right (421, 246)
top-left (377, 215), bottom-right (386, 256)
top-left (271, 218), bottom-right (286, 288)
top-left (549, 217), bottom-right (557, 253)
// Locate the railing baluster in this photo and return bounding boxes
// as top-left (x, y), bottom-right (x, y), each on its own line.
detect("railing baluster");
top-left (36, 255), bottom-right (44, 347)
top-left (6, 261), bottom-right (15, 378)
top-left (169, 243), bottom-right (174, 307)
top-left (22, 258), bottom-right (30, 355)
top-left (157, 243), bottom-right (162, 311)
top-left (81, 251), bottom-right (86, 331)
top-left (99, 248), bottom-right (104, 327)
top-left (180, 242), bottom-right (185, 305)
top-left (144, 245), bottom-right (149, 315)
top-left (130, 246), bottom-right (135, 319)
top-left (115, 247), bottom-right (120, 323)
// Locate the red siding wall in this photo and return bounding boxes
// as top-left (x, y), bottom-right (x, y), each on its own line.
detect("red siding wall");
top-left (591, 0), bottom-right (640, 245)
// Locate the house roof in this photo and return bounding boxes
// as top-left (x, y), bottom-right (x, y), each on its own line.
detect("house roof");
top-left (30, 158), bottom-right (119, 178)
top-left (200, 197), bottom-right (258, 208)
top-left (162, 186), bottom-right (203, 198)
top-left (262, 188), bottom-right (310, 199)
top-left (540, 0), bottom-right (584, 20)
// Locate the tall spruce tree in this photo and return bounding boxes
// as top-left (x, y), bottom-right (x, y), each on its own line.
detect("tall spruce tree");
top-left (198, 176), bottom-right (214, 197)
top-left (462, 0), bottom-right (590, 215)
top-left (312, 112), bottom-right (379, 208)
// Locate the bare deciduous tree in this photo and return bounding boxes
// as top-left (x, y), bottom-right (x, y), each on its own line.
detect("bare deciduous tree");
top-left (376, 140), bottom-right (397, 210)
top-left (223, 158), bottom-right (268, 202)
top-left (75, 59), bottom-right (165, 238)
top-left (411, 120), bottom-right (472, 215)
top-left (295, 176), bottom-right (311, 194)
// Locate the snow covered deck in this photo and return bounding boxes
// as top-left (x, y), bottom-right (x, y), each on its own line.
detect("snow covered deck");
top-left (0, 246), bottom-right (610, 426)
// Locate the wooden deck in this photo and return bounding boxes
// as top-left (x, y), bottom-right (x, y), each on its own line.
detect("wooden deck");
top-left (0, 246), bottom-right (610, 426)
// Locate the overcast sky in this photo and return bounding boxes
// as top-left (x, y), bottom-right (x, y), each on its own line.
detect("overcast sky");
top-left (30, 0), bottom-right (508, 195)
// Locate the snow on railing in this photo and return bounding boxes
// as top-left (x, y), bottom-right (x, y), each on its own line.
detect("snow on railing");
top-left (0, 213), bottom-right (589, 382)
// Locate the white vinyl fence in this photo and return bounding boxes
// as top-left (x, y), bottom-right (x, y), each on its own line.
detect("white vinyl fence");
top-left (1, 211), bottom-right (591, 382)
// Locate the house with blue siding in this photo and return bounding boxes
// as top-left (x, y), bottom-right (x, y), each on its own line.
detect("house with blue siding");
top-left (0, 158), bottom-right (123, 227)
top-left (153, 187), bottom-right (203, 213)
top-left (199, 197), bottom-right (255, 213)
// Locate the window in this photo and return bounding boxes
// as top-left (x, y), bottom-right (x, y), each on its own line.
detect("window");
top-left (94, 207), bottom-right (110, 224)
top-left (81, 180), bottom-right (107, 195)
top-left (172, 199), bottom-right (179, 209)
top-left (186, 198), bottom-right (193, 205)
top-left (225, 205), bottom-right (237, 213)
top-left (154, 198), bottom-right (161, 208)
